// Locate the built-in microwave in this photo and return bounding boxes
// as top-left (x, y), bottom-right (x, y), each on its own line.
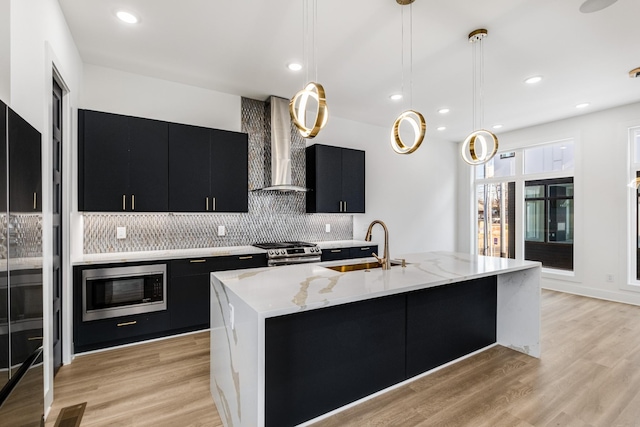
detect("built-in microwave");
top-left (82, 264), bottom-right (166, 322)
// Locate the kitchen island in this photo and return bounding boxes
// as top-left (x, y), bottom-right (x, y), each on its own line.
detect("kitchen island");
top-left (210, 252), bottom-right (540, 427)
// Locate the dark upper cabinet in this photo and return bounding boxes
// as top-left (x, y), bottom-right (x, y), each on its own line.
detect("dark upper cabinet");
top-left (306, 144), bottom-right (365, 213)
top-left (210, 129), bottom-right (248, 212)
top-left (8, 108), bottom-right (42, 213)
top-left (78, 110), bottom-right (168, 212)
top-left (169, 124), bottom-right (248, 212)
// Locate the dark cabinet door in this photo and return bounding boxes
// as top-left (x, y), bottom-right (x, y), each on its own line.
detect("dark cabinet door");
top-left (320, 247), bottom-right (350, 261)
top-left (349, 245), bottom-right (376, 259)
top-left (306, 144), bottom-right (365, 213)
top-left (128, 116), bottom-right (168, 211)
top-left (341, 148), bottom-right (365, 213)
top-left (406, 277), bottom-right (497, 378)
top-left (307, 144), bottom-right (342, 213)
top-left (210, 129), bottom-right (248, 212)
top-left (8, 108), bottom-right (42, 213)
top-left (265, 294), bottom-right (406, 427)
top-left (79, 110), bottom-right (129, 211)
top-left (169, 272), bottom-right (210, 331)
top-left (168, 123), bottom-right (211, 212)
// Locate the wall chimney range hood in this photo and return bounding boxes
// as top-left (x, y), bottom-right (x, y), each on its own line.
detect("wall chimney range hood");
top-left (253, 96), bottom-right (309, 192)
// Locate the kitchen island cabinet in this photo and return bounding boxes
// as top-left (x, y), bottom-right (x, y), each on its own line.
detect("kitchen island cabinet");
top-left (210, 252), bottom-right (540, 427)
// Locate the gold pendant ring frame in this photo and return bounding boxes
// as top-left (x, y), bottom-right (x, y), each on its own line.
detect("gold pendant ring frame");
top-left (461, 129), bottom-right (498, 165)
top-left (390, 110), bottom-right (426, 154)
top-left (289, 82), bottom-right (328, 139)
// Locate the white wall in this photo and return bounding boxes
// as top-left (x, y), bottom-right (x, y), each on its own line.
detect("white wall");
top-left (457, 101), bottom-right (640, 306)
top-left (311, 115), bottom-right (458, 256)
top-left (0, 0), bottom-right (9, 102)
top-left (80, 64), bottom-right (241, 131)
top-left (9, 0), bottom-right (83, 413)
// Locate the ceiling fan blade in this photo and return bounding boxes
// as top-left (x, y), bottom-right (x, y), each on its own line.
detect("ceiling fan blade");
top-left (579, 0), bottom-right (619, 13)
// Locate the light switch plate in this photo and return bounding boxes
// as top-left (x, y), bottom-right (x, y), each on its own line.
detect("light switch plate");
top-left (116, 226), bottom-right (126, 239)
top-left (325, 224), bottom-right (331, 233)
top-left (218, 225), bottom-right (226, 236)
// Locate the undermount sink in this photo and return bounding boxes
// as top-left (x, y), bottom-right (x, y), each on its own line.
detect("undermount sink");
top-left (325, 259), bottom-right (406, 273)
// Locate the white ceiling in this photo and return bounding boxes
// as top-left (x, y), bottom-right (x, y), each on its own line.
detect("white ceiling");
top-left (57, 0), bottom-right (640, 142)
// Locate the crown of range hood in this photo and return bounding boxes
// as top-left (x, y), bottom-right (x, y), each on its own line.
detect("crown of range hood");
top-left (253, 96), bottom-right (309, 192)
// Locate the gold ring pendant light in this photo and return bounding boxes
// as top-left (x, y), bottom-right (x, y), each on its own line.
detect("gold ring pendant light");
top-left (461, 29), bottom-right (498, 165)
top-left (290, 82), bottom-right (328, 138)
top-left (289, 0), bottom-right (328, 139)
top-left (390, 0), bottom-right (426, 155)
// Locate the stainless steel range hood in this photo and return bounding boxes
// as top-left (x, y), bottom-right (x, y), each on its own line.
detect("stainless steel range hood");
top-left (254, 96), bottom-right (309, 192)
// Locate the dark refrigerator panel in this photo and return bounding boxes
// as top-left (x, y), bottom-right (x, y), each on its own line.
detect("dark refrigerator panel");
top-left (0, 102), bottom-right (44, 425)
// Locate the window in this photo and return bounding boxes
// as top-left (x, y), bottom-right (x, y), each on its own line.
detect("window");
top-left (473, 139), bottom-right (574, 271)
top-left (630, 127), bottom-right (640, 282)
top-left (524, 178), bottom-right (574, 270)
top-left (524, 141), bottom-right (574, 174)
top-left (477, 182), bottom-right (515, 258)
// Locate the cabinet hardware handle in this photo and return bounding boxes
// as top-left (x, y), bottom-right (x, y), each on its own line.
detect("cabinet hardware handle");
top-left (122, 195), bottom-right (126, 211)
top-left (132, 195), bottom-right (135, 211)
top-left (331, 249), bottom-right (341, 253)
top-left (206, 197), bottom-right (209, 211)
top-left (190, 259), bottom-right (207, 263)
top-left (33, 192), bottom-right (37, 210)
top-left (28, 336), bottom-right (43, 341)
top-left (339, 201), bottom-right (343, 212)
top-left (117, 321), bottom-right (137, 327)
top-left (238, 256), bottom-right (253, 260)
top-left (213, 197), bottom-right (216, 211)
top-left (344, 201), bottom-right (347, 212)
top-left (360, 247), bottom-right (370, 251)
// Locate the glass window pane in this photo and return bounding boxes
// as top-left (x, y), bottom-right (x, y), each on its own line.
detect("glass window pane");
top-left (549, 183), bottom-right (574, 197)
top-left (548, 199), bottom-right (573, 243)
top-left (525, 185), bottom-right (545, 198)
top-left (475, 164), bottom-right (485, 180)
top-left (524, 141), bottom-right (574, 174)
top-left (483, 152), bottom-right (515, 179)
top-left (525, 200), bottom-right (545, 242)
top-left (634, 129), bottom-right (640, 164)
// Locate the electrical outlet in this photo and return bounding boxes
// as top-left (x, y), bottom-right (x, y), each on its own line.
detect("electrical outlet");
top-left (116, 227), bottom-right (126, 239)
top-left (218, 225), bottom-right (226, 236)
top-left (325, 224), bottom-right (331, 233)
top-left (606, 274), bottom-right (615, 283)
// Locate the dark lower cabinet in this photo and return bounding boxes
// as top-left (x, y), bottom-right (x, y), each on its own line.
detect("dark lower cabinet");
top-left (321, 245), bottom-right (377, 261)
top-left (264, 276), bottom-right (498, 426)
top-left (406, 276), bottom-right (497, 377)
top-left (169, 254), bottom-right (267, 331)
top-left (265, 294), bottom-right (406, 427)
top-left (74, 254), bottom-right (267, 352)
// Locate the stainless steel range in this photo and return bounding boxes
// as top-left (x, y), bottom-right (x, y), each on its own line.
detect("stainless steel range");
top-left (253, 241), bottom-right (322, 266)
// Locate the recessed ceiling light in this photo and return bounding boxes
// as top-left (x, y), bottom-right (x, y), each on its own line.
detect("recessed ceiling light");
top-left (287, 63), bottom-right (302, 71)
top-left (116, 11), bottom-right (139, 24)
top-left (437, 126), bottom-right (446, 131)
top-left (438, 108), bottom-right (450, 114)
top-left (492, 124), bottom-right (503, 129)
top-left (576, 102), bottom-right (590, 109)
top-left (389, 94), bottom-right (403, 101)
top-left (524, 76), bottom-right (542, 85)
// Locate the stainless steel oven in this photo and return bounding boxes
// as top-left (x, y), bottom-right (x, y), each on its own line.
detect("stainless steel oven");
top-left (82, 264), bottom-right (166, 321)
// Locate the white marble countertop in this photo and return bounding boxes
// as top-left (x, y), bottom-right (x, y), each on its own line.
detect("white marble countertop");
top-left (72, 240), bottom-right (371, 265)
top-left (212, 251), bottom-right (540, 318)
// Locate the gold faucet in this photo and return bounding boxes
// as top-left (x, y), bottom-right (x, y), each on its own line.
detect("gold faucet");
top-left (365, 220), bottom-right (390, 270)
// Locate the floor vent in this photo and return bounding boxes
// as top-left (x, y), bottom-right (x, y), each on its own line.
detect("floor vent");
top-left (53, 402), bottom-right (86, 427)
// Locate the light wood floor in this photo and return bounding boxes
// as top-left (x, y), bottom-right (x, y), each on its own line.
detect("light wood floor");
top-left (47, 290), bottom-right (640, 426)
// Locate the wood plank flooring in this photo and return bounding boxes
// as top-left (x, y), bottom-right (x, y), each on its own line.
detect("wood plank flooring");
top-left (46, 290), bottom-right (640, 426)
